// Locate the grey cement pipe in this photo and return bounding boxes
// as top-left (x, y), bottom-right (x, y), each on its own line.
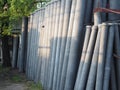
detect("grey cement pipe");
top-left (85, 26), bottom-right (101, 90)
top-left (86, 27), bottom-right (101, 90)
top-left (95, 23), bottom-right (108, 90)
top-left (56, 0), bottom-right (72, 90)
top-left (103, 24), bottom-right (115, 90)
top-left (111, 59), bottom-right (117, 90)
top-left (52, 0), bottom-right (66, 90)
top-left (114, 25), bottom-right (120, 90)
top-left (74, 25), bottom-right (92, 90)
top-left (19, 16), bottom-right (28, 72)
top-left (59, 0), bottom-right (77, 90)
top-left (77, 26), bottom-right (98, 90)
top-left (12, 35), bottom-right (19, 68)
top-left (35, 9), bottom-right (43, 83)
top-left (48, 1), bottom-right (61, 90)
top-left (64, 0), bottom-right (88, 89)
top-left (108, 0), bottom-right (120, 21)
top-left (27, 14), bottom-right (34, 80)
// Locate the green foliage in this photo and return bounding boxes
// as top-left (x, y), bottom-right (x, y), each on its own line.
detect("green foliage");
top-left (0, 0), bottom-right (38, 36)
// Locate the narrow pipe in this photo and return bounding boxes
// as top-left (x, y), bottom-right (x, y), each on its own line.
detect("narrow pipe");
top-left (35, 9), bottom-right (43, 83)
top-left (64, 0), bottom-right (88, 89)
top-left (85, 26), bottom-right (101, 90)
top-left (114, 25), bottom-right (120, 90)
top-left (56, 0), bottom-right (72, 90)
top-left (77, 25), bottom-right (98, 90)
top-left (59, 0), bottom-right (77, 90)
top-left (52, 0), bottom-right (66, 90)
top-left (74, 25), bottom-right (92, 90)
top-left (103, 25), bottom-right (115, 90)
top-left (12, 35), bottom-right (19, 68)
top-left (95, 23), bottom-right (108, 90)
top-left (48, 1), bottom-right (61, 90)
top-left (108, 0), bottom-right (120, 21)
top-left (110, 59), bottom-right (117, 90)
top-left (19, 16), bottom-right (28, 72)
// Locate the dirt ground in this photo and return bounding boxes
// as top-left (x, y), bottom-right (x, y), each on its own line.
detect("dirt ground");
top-left (0, 69), bottom-right (27, 90)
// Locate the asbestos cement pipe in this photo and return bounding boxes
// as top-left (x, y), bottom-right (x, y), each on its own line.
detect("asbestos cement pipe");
top-left (12, 35), bottom-right (19, 68)
top-left (103, 24), bottom-right (115, 90)
top-left (64, 0), bottom-right (88, 89)
top-left (114, 25), bottom-right (120, 90)
top-left (85, 26), bottom-right (101, 90)
top-left (76, 25), bottom-right (98, 90)
top-left (19, 16), bottom-right (28, 72)
top-left (74, 25), bottom-right (92, 90)
top-left (108, 0), bottom-right (120, 21)
top-left (95, 23), bottom-right (108, 90)
top-left (59, 0), bottom-right (77, 90)
top-left (56, 0), bottom-right (72, 90)
top-left (48, 1), bottom-right (61, 90)
top-left (52, 0), bottom-right (66, 90)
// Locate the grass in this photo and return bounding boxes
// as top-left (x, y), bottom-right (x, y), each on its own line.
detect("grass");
top-left (26, 81), bottom-right (43, 90)
top-left (0, 64), bottom-right (10, 73)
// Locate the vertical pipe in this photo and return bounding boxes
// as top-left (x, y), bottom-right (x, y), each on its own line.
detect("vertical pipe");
top-left (38, 9), bottom-right (44, 82)
top-left (74, 25), bottom-right (92, 90)
top-left (59, 0), bottom-right (77, 89)
top-left (77, 26), bottom-right (98, 90)
top-left (26, 14), bottom-right (34, 80)
top-left (48, 1), bottom-right (61, 90)
top-left (56, 0), bottom-right (72, 90)
top-left (44, 4), bottom-right (52, 89)
top-left (34, 10), bottom-right (40, 82)
top-left (35, 9), bottom-right (43, 83)
top-left (30, 13), bottom-right (36, 80)
top-left (26, 15), bottom-right (32, 78)
top-left (103, 24), bottom-right (114, 90)
top-left (85, 27), bottom-right (101, 90)
top-left (19, 16), bottom-right (28, 72)
top-left (110, 59), bottom-right (117, 90)
top-left (108, 0), bottom-right (120, 20)
top-left (64, 0), bottom-right (88, 89)
top-left (84, 0), bottom-right (94, 24)
top-left (40, 9), bottom-right (46, 86)
top-left (114, 25), bottom-right (120, 90)
top-left (95, 23), bottom-right (108, 90)
top-left (52, 0), bottom-right (66, 90)
top-left (12, 35), bottom-right (19, 68)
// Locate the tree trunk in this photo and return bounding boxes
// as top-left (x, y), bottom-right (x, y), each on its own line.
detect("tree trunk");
top-left (1, 36), bottom-right (11, 67)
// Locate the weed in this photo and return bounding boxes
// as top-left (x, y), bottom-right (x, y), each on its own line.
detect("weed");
top-left (26, 81), bottom-right (43, 90)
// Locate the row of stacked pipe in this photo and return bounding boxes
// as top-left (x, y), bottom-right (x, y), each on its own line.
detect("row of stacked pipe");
top-left (15, 0), bottom-right (120, 90)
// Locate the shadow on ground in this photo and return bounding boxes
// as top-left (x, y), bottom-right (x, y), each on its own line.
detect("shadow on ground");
top-left (0, 66), bottom-right (43, 90)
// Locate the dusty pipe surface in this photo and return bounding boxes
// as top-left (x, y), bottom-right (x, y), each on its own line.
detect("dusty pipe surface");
top-left (108, 0), bottom-right (120, 20)
top-left (12, 35), bottom-right (19, 68)
top-left (56, 0), bottom-right (72, 90)
top-left (48, 1), bottom-right (61, 90)
top-left (77, 26), bottom-right (98, 90)
top-left (52, 0), bottom-right (66, 90)
top-left (74, 25), bottom-right (91, 90)
top-left (64, 0), bottom-right (88, 89)
top-left (114, 25), bottom-right (120, 90)
top-left (85, 26), bottom-right (101, 90)
top-left (59, 0), bottom-right (77, 90)
top-left (95, 23), bottom-right (108, 90)
top-left (103, 24), bottom-right (114, 90)
top-left (111, 59), bottom-right (117, 90)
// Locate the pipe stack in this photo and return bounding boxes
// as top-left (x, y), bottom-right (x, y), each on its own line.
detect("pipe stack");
top-left (14, 0), bottom-right (120, 90)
